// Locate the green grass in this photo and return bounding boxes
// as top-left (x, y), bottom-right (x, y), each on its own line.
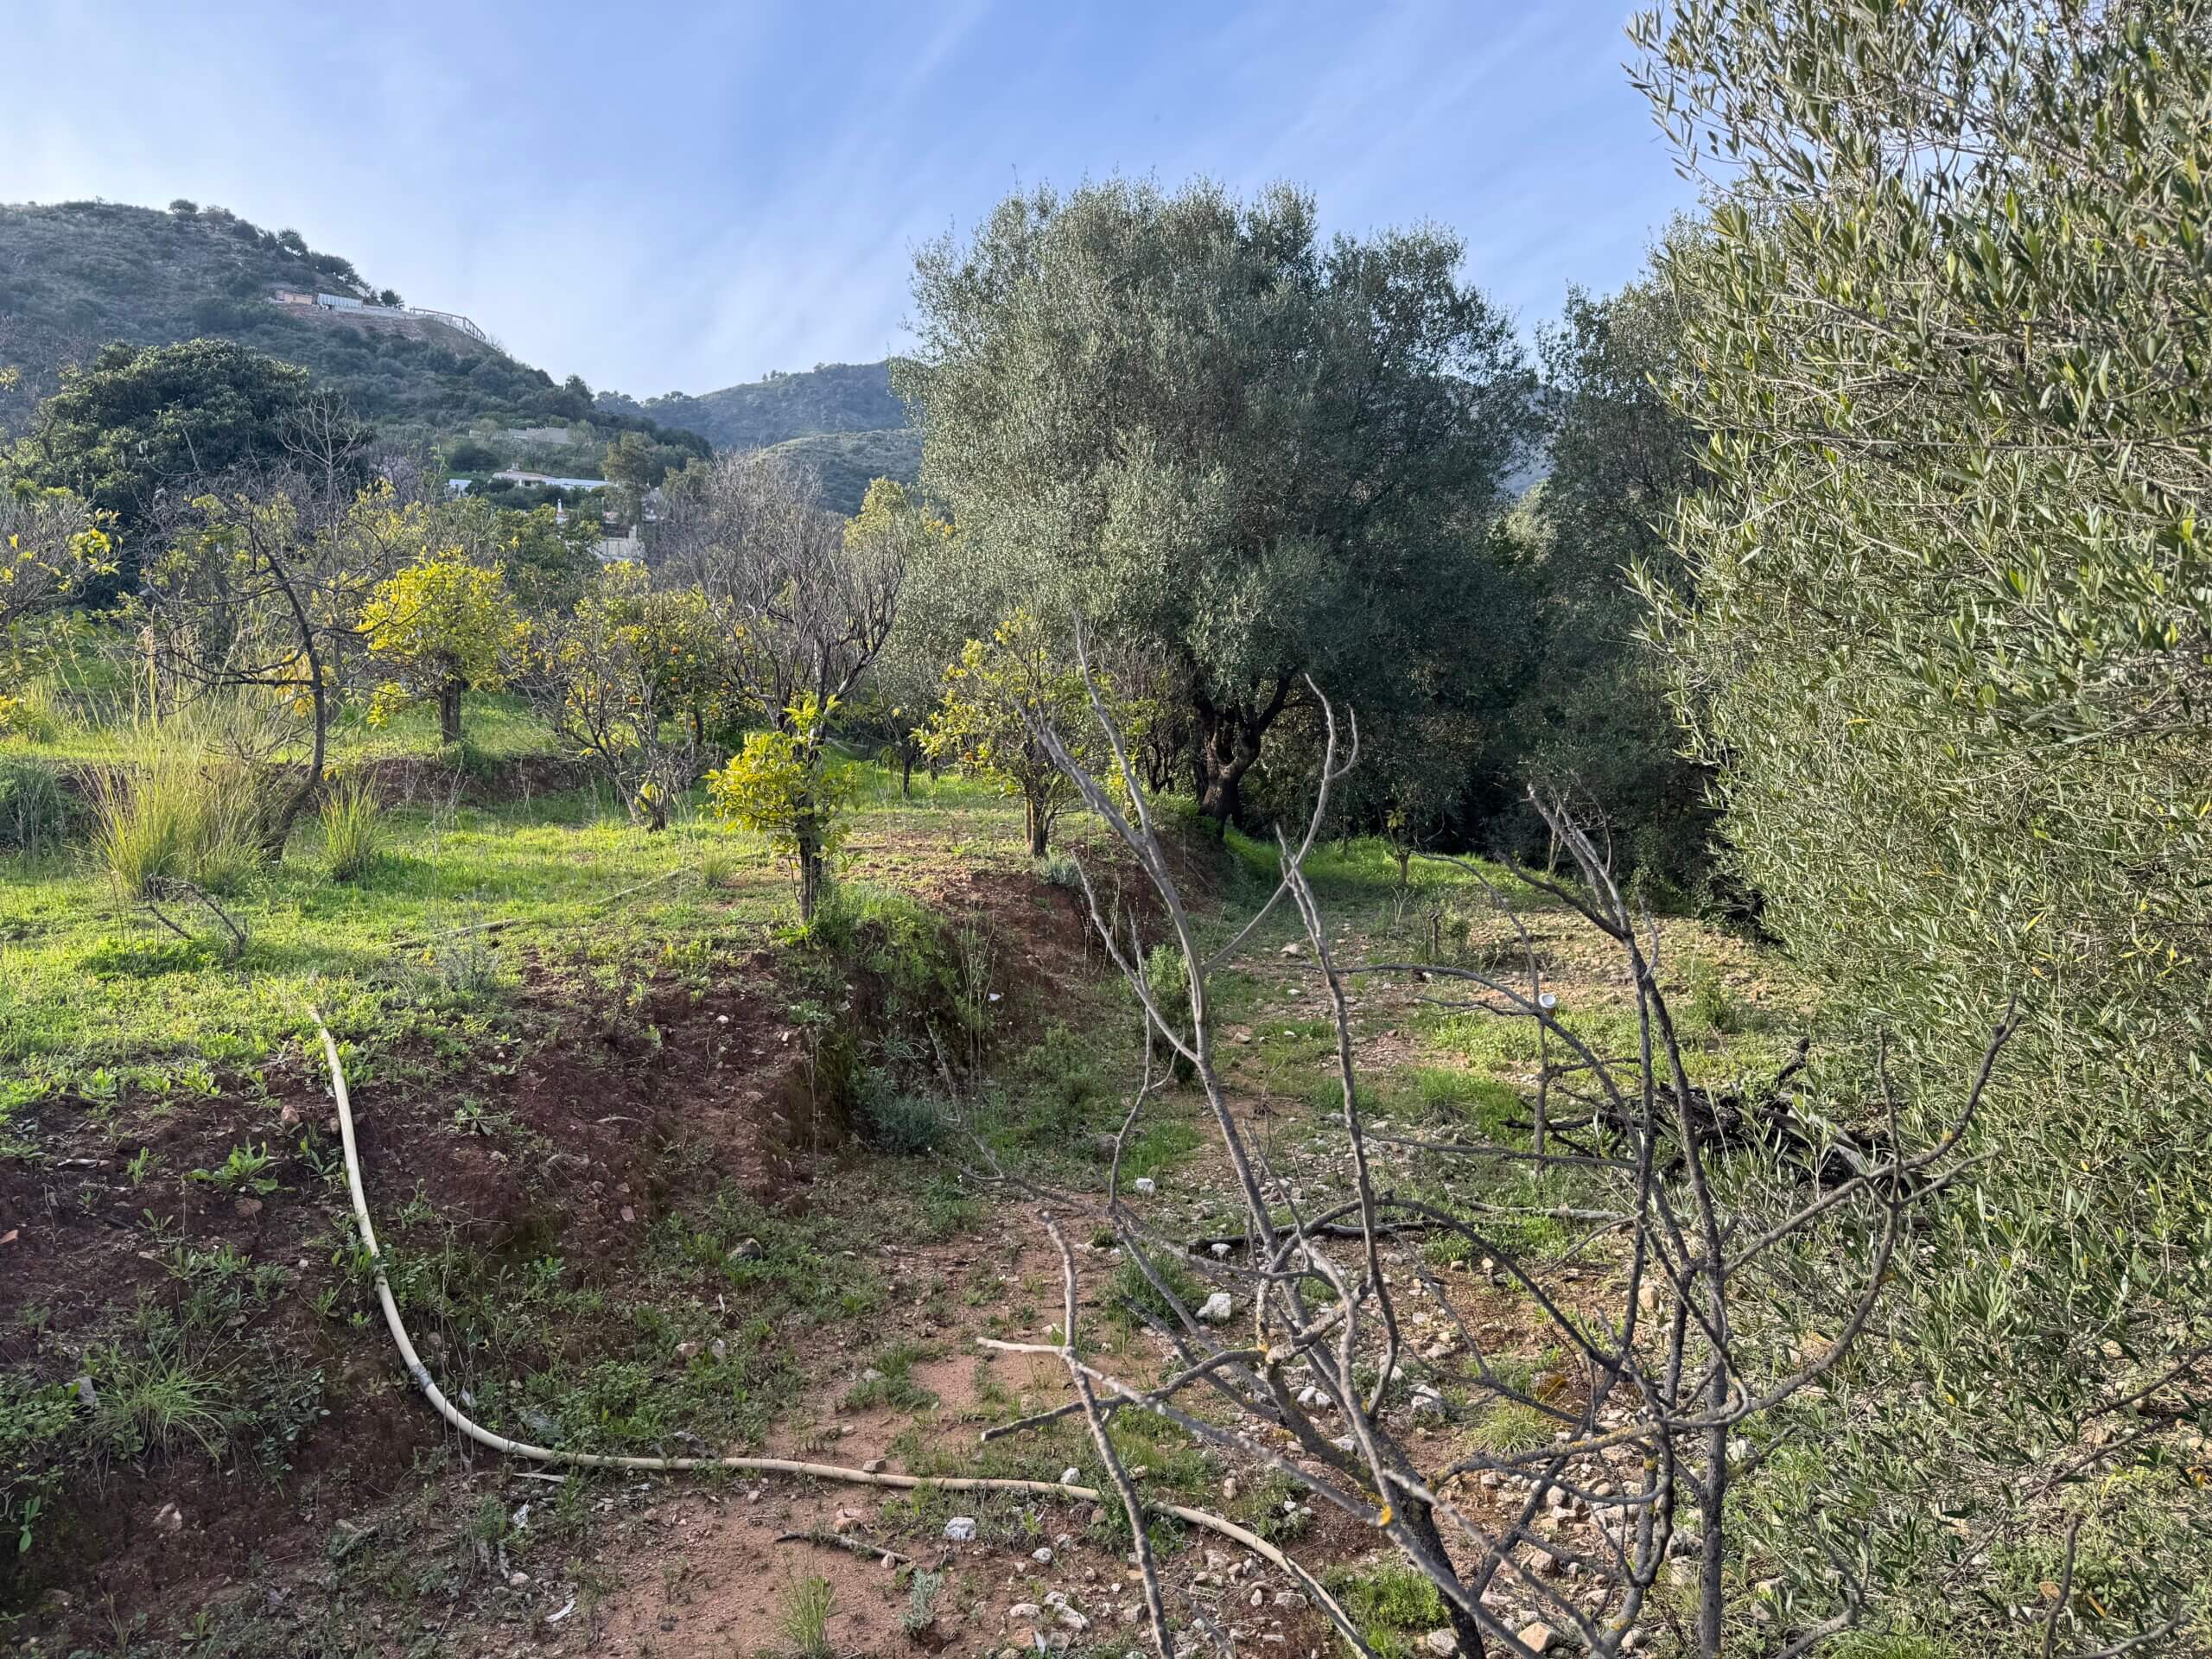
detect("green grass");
top-left (1119, 1116), bottom-right (1205, 1179)
top-left (1465, 1400), bottom-right (1549, 1454)
top-left (320, 773), bottom-right (385, 881)
top-left (841, 1341), bottom-right (939, 1413)
top-left (3, 688), bottom-right (563, 767)
top-left (779, 1574), bottom-right (836, 1658)
top-left (1320, 1560), bottom-right (1450, 1657)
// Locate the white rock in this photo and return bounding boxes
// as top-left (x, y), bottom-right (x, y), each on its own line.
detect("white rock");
top-left (1421, 1630), bottom-right (1459, 1656)
top-left (1033, 1546), bottom-right (1055, 1564)
top-left (1132, 1177), bottom-right (1157, 1196)
top-left (1060, 1467), bottom-right (1082, 1485)
top-left (1009, 1603), bottom-right (1044, 1622)
top-left (1198, 1291), bottom-right (1234, 1323)
top-left (944, 1516), bottom-right (979, 1541)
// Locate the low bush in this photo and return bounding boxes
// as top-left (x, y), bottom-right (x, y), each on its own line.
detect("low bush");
top-left (856, 1079), bottom-right (950, 1154)
top-left (86, 751), bottom-right (264, 896)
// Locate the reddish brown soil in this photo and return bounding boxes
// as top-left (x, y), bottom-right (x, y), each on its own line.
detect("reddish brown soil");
top-left (0, 952), bottom-right (814, 1648)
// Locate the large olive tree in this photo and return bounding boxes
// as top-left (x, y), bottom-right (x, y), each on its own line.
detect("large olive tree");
top-left (896, 178), bottom-right (1535, 831)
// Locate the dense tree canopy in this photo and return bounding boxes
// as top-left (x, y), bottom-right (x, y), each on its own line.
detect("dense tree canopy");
top-left (897, 177), bottom-right (1536, 830)
top-left (1476, 265), bottom-right (1718, 895)
top-left (19, 339), bottom-right (332, 564)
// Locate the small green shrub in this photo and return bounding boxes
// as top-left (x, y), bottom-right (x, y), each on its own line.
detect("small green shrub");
top-left (1107, 1250), bottom-right (1206, 1330)
top-left (319, 773), bottom-right (383, 881)
top-left (858, 1078), bottom-right (950, 1154)
top-left (1321, 1560), bottom-right (1449, 1656)
top-left (191, 1142), bottom-right (276, 1194)
top-left (1467, 1400), bottom-right (1548, 1454)
top-left (91, 1342), bottom-right (232, 1463)
top-left (901, 1567), bottom-right (944, 1633)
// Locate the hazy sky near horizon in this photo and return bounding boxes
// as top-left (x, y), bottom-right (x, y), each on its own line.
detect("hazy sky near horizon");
top-left (2, 2), bottom-right (1695, 397)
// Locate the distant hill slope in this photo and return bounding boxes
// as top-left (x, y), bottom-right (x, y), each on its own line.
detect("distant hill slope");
top-left (597, 360), bottom-right (907, 451)
top-left (0, 200), bottom-right (684, 449)
top-left (761, 426), bottom-right (924, 515)
top-left (598, 361), bottom-right (918, 512)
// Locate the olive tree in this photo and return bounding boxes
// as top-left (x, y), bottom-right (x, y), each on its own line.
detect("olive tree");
top-left (897, 176), bottom-right (1536, 832)
top-left (1632, 0), bottom-right (2212, 1643)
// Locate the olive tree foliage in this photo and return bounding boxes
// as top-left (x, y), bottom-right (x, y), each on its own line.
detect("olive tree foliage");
top-left (1633, 0), bottom-right (2212, 1642)
top-left (896, 177), bottom-right (1537, 832)
top-left (1489, 265), bottom-right (1719, 899)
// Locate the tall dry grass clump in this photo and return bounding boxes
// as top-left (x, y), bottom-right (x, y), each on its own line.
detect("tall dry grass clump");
top-left (87, 746), bottom-right (264, 897)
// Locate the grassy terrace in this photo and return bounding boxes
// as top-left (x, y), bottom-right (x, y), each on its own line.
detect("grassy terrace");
top-left (1, 696), bottom-right (1820, 1656)
top-left (0, 752), bottom-right (1034, 1105)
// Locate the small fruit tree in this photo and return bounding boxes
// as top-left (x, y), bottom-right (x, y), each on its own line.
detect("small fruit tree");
top-left (361, 555), bottom-right (527, 744)
top-left (925, 608), bottom-right (1116, 857)
top-left (705, 694), bottom-right (853, 922)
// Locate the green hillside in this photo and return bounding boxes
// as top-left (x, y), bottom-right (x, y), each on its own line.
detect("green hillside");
top-left (0, 200), bottom-right (685, 450)
top-left (598, 361), bottom-right (918, 512)
top-left (596, 359), bottom-right (907, 450)
top-left (762, 425), bottom-right (922, 513)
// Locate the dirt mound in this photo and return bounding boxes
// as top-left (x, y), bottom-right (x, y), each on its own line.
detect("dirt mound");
top-left (0, 953), bottom-right (818, 1642)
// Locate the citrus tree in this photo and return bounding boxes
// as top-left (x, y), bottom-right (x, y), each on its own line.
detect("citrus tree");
top-left (361, 555), bottom-right (528, 743)
top-left (924, 609), bottom-right (1117, 857)
top-left (705, 693), bottom-right (853, 920)
top-left (0, 480), bottom-right (115, 632)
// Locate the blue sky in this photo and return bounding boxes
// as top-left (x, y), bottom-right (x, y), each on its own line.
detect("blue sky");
top-left (2, 2), bottom-right (1694, 397)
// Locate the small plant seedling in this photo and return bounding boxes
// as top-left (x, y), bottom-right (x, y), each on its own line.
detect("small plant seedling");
top-left (780, 1574), bottom-right (836, 1658)
top-left (190, 1141), bottom-right (277, 1194)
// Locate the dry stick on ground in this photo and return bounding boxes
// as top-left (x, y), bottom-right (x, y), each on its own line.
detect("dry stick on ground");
top-left (1046, 1211), bottom-right (1173, 1656)
top-left (142, 876), bottom-right (251, 958)
top-left (773, 1529), bottom-right (915, 1567)
top-left (1006, 628), bottom-right (2037, 1658)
